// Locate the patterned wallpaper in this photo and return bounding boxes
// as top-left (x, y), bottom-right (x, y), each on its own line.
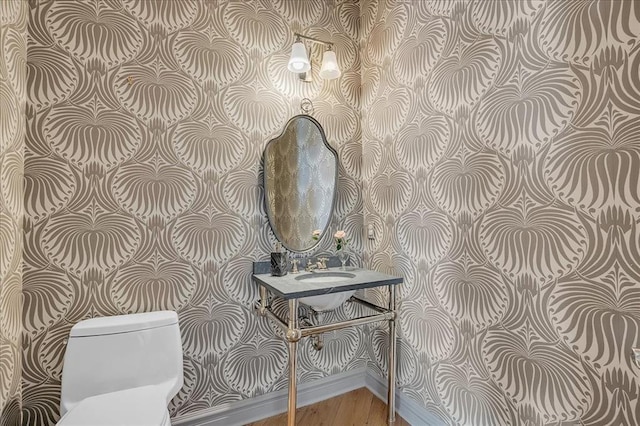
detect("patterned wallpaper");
top-left (22, 0), bottom-right (362, 424)
top-left (12, 0), bottom-right (640, 424)
top-left (0, 0), bottom-right (26, 424)
top-left (361, 0), bottom-right (640, 424)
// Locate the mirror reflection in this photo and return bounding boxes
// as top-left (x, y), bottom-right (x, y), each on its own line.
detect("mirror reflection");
top-left (264, 115), bottom-right (337, 252)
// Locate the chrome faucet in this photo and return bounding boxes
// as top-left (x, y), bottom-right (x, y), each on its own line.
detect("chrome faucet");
top-left (305, 259), bottom-right (317, 272)
top-left (317, 257), bottom-right (329, 270)
top-left (305, 257), bottom-right (330, 272)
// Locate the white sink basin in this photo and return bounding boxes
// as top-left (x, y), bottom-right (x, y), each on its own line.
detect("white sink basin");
top-left (295, 272), bottom-right (355, 284)
top-left (298, 291), bottom-right (355, 312)
top-left (295, 272), bottom-right (356, 312)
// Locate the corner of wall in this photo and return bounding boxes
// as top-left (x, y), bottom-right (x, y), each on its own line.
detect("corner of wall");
top-left (0, 0), bottom-right (27, 424)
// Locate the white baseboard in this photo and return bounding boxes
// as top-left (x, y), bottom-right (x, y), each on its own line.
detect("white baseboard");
top-left (172, 368), bottom-right (441, 426)
top-left (172, 368), bottom-right (367, 426)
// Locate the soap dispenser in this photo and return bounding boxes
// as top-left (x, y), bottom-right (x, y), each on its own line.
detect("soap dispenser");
top-left (270, 242), bottom-right (288, 276)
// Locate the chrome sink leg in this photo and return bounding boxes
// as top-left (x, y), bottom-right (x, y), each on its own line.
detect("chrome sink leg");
top-left (286, 299), bottom-right (300, 426)
top-left (388, 285), bottom-right (397, 424)
top-left (258, 285), bottom-right (267, 316)
top-left (310, 309), bottom-right (324, 350)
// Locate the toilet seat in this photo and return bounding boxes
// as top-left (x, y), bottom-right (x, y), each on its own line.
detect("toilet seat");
top-left (57, 386), bottom-right (170, 426)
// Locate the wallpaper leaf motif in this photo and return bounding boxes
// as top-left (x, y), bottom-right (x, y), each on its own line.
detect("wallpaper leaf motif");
top-left (470, 0), bottom-right (544, 37)
top-left (22, 269), bottom-right (72, 337)
top-left (115, 60), bottom-right (197, 127)
top-left (368, 88), bottom-right (411, 139)
top-left (428, 38), bottom-right (502, 116)
top-left (222, 334), bottom-right (287, 396)
top-left (477, 67), bottom-right (581, 156)
top-left (401, 301), bottom-right (454, 363)
top-left (121, 0), bottom-right (197, 34)
top-left (365, 4), bottom-right (407, 65)
top-left (42, 209), bottom-right (141, 276)
top-left (44, 99), bottom-right (141, 169)
top-left (308, 328), bottom-right (361, 374)
top-left (0, 85), bottom-right (19, 153)
top-left (223, 0), bottom-right (286, 55)
top-left (480, 199), bottom-right (587, 283)
top-left (545, 107), bottom-right (640, 217)
top-left (540, 0), bottom-right (640, 66)
top-left (396, 115), bottom-right (449, 174)
top-left (434, 260), bottom-right (507, 330)
top-left (432, 151), bottom-right (505, 220)
top-left (397, 210), bottom-right (451, 264)
top-left (46, 0), bottom-right (143, 68)
top-left (112, 258), bottom-right (197, 313)
top-left (551, 270), bottom-right (640, 373)
top-left (435, 363), bottom-right (512, 426)
top-left (223, 83), bottom-right (287, 134)
top-left (23, 155), bottom-right (75, 221)
top-left (173, 120), bottom-right (246, 174)
top-left (174, 30), bottom-right (246, 87)
top-left (113, 161), bottom-right (197, 220)
top-left (482, 329), bottom-right (592, 420)
top-left (26, 45), bottom-right (78, 111)
top-left (393, 18), bottom-right (446, 86)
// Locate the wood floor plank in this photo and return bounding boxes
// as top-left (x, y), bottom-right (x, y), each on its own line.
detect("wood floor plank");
top-left (365, 394), bottom-right (388, 426)
top-left (297, 394), bottom-right (340, 426)
top-left (332, 388), bottom-right (375, 426)
top-left (255, 413), bottom-right (282, 426)
top-left (245, 387), bottom-right (407, 426)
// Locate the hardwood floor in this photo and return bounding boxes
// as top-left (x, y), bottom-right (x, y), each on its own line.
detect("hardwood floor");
top-left (247, 388), bottom-right (410, 426)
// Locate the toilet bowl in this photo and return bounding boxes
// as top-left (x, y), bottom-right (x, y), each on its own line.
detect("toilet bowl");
top-left (56, 386), bottom-right (171, 426)
top-left (57, 311), bottom-right (183, 426)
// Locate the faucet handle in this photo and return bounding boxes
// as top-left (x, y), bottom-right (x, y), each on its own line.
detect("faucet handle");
top-left (291, 259), bottom-right (299, 274)
top-left (318, 257), bottom-right (329, 269)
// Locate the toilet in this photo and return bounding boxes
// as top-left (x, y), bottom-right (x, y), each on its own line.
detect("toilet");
top-left (57, 311), bottom-right (183, 426)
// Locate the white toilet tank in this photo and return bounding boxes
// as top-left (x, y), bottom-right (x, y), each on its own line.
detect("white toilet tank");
top-left (59, 311), bottom-right (183, 417)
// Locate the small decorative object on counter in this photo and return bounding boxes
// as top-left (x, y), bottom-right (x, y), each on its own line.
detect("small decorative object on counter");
top-left (270, 242), bottom-right (288, 276)
top-left (335, 230), bottom-right (349, 270)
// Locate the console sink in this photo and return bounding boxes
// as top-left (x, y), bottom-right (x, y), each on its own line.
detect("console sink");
top-left (295, 272), bottom-right (356, 311)
top-left (254, 266), bottom-right (402, 313)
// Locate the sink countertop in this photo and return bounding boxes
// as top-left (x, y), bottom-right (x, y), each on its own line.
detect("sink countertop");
top-left (253, 267), bottom-right (403, 299)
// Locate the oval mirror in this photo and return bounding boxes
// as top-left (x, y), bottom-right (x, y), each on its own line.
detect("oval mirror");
top-left (263, 115), bottom-right (338, 252)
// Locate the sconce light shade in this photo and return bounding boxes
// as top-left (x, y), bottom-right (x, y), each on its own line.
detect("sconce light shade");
top-left (319, 50), bottom-right (341, 80)
top-left (288, 41), bottom-right (311, 73)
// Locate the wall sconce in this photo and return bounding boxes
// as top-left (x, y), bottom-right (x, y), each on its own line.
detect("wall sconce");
top-left (288, 37), bottom-right (310, 73)
top-left (287, 33), bottom-right (341, 82)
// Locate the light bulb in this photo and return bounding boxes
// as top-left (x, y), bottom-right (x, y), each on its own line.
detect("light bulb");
top-left (319, 50), bottom-right (341, 80)
top-left (288, 41), bottom-right (310, 73)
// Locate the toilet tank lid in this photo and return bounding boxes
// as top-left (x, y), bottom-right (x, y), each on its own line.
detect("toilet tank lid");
top-left (70, 311), bottom-right (179, 337)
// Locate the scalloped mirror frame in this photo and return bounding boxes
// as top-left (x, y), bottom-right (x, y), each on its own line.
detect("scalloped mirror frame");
top-left (263, 115), bottom-right (338, 253)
